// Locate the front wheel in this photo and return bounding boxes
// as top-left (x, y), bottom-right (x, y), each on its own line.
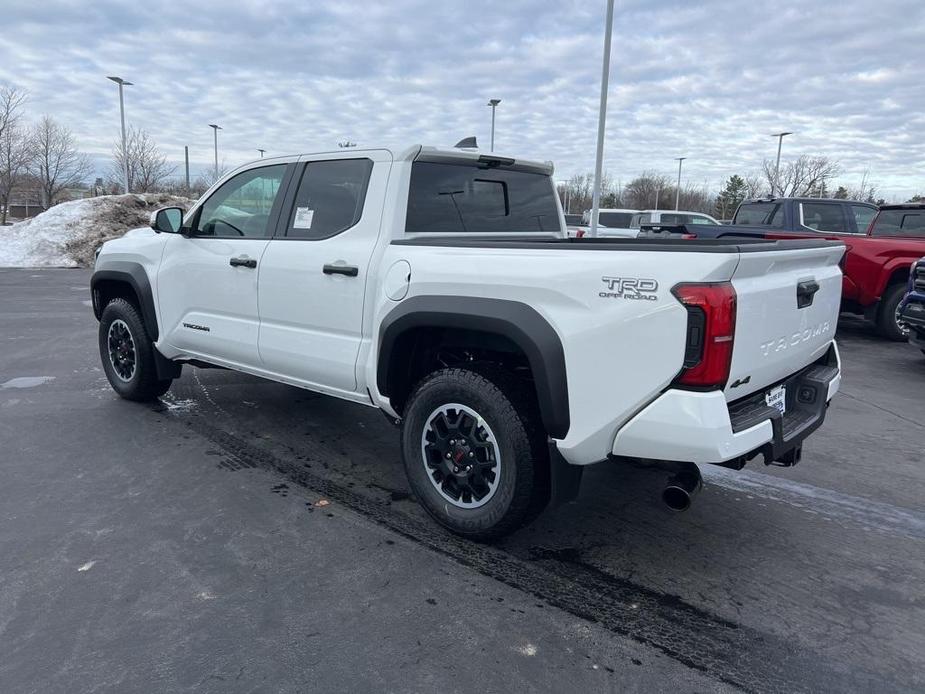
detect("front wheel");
top-left (99, 298), bottom-right (173, 401)
top-left (877, 283), bottom-right (911, 341)
top-left (400, 368), bottom-right (549, 541)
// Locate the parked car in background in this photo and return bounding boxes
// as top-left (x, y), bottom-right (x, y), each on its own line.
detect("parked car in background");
top-left (570, 208), bottom-right (639, 238)
top-left (644, 199), bottom-right (925, 340)
top-left (632, 210), bottom-right (722, 229)
top-left (898, 257), bottom-right (925, 355)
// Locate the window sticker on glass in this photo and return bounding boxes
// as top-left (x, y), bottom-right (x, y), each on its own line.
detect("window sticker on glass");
top-left (293, 207), bottom-right (315, 229)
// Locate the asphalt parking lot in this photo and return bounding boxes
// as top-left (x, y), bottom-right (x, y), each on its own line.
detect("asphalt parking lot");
top-left (1, 268), bottom-right (923, 693)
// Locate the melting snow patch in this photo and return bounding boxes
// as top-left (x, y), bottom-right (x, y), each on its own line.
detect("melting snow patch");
top-left (2, 376), bottom-right (55, 389)
top-left (0, 193), bottom-right (192, 267)
top-left (77, 561), bottom-right (96, 572)
top-left (515, 644), bottom-right (538, 657)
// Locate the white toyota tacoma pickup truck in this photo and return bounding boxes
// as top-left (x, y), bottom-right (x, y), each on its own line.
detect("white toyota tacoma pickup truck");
top-left (92, 143), bottom-right (844, 539)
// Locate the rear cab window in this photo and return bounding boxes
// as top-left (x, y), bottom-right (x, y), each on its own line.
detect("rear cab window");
top-left (870, 209), bottom-right (925, 238)
top-left (733, 202), bottom-right (784, 227)
top-left (405, 160), bottom-right (560, 234)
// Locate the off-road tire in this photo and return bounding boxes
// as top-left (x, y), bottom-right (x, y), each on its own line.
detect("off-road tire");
top-left (400, 367), bottom-right (549, 541)
top-left (877, 283), bottom-right (911, 341)
top-left (99, 298), bottom-right (172, 401)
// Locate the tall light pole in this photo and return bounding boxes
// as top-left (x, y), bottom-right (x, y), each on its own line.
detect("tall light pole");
top-left (208, 124), bottom-right (222, 180)
top-left (589, 0), bottom-right (615, 238)
top-left (257, 148), bottom-right (265, 158)
top-left (107, 76), bottom-right (133, 194)
top-left (674, 157), bottom-right (686, 210)
top-left (771, 132), bottom-right (792, 197)
top-left (488, 99), bottom-right (501, 152)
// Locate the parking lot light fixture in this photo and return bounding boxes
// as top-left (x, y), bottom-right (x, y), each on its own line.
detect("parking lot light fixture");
top-left (257, 148), bottom-right (265, 158)
top-left (488, 99), bottom-right (501, 152)
top-left (674, 157), bottom-right (686, 210)
top-left (209, 124), bottom-right (222, 180)
top-left (589, 0), bottom-right (615, 239)
top-left (772, 132), bottom-right (793, 197)
top-left (107, 76), bottom-right (133, 194)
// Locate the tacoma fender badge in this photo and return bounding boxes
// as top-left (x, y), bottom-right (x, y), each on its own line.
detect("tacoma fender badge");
top-left (183, 322), bottom-right (211, 332)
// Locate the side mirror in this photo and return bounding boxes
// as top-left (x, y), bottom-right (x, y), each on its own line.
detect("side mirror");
top-left (150, 207), bottom-right (183, 234)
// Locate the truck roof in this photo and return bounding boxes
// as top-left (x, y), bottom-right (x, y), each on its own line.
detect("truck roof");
top-left (742, 196), bottom-right (877, 207)
top-left (234, 143), bottom-right (554, 176)
top-left (878, 202), bottom-right (925, 210)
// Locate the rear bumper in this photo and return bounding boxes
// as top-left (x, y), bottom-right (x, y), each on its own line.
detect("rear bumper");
top-left (612, 343), bottom-right (840, 465)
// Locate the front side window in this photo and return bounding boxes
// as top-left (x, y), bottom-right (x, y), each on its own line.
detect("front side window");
top-left (870, 209), bottom-right (925, 238)
top-left (405, 162), bottom-right (559, 233)
top-left (193, 165), bottom-right (286, 238)
top-left (801, 202), bottom-right (848, 233)
top-left (285, 159), bottom-right (373, 239)
top-left (850, 205), bottom-right (877, 233)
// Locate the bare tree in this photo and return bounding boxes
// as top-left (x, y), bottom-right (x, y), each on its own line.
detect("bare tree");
top-left (29, 115), bottom-right (92, 208)
top-left (0, 85), bottom-right (29, 223)
top-left (761, 155), bottom-right (840, 198)
top-left (108, 126), bottom-right (176, 194)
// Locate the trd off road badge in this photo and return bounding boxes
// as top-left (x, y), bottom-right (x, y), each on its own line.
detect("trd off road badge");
top-left (600, 276), bottom-right (659, 301)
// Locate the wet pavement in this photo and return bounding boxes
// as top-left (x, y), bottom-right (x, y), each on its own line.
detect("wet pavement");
top-left (1, 268), bottom-right (923, 693)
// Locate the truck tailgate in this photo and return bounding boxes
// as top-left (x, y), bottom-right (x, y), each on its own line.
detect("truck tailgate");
top-left (725, 242), bottom-right (844, 401)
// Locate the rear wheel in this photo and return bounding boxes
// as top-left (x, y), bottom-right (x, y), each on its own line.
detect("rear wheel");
top-left (400, 367), bottom-right (549, 541)
top-left (876, 283), bottom-right (911, 341)
top-left (99, 298), bottom-right (172, 401)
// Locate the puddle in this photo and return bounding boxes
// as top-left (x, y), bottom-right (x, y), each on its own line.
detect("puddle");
top-left (1, 376), bottom-right (56, 389)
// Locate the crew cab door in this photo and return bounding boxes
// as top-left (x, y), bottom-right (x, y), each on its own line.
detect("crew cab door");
top-left (257, 151), bottom-right (391, 394)
top-left (157, 164), bottom-right (291, 366)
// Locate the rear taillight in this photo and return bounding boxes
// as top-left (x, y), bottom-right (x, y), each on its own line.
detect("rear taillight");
top-left (672, 282), bottom-right (737, 389)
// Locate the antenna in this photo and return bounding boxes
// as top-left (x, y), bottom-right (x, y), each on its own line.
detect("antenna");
top-left (454, 136), bottom-right (478, 149)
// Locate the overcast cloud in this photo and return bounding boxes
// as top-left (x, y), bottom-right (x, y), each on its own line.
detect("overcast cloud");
top-left (0, 0), bottom-right (922, 198)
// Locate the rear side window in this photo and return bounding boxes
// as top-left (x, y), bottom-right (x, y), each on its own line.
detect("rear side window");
top-left (851, 205), bottom-right (877, 233)
top-left (599, 212), bottom-right (633, 228)
top-left (870, 209), bottom-right (925, 237)
top-left (405, 162), bottom-right (559, 233)
top-left (285, 158), bottom-right (373, 239)
top-left (631, 212), bottom-right (652, 227)
top-left (734, 202), bottom-right (784, 227)
top-left (660, 213), bottom-right (714, 226)
top-left (801, 202), bottom-right (848, 232)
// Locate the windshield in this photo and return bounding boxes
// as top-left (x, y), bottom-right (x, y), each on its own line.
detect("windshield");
top-left (406, 162), bottom-right (560, 233)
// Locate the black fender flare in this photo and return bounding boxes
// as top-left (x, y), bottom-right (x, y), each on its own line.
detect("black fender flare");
top-left (91, 261), bottom-right (159, 341)
top-left (377, 295), bottom-right (570, 439)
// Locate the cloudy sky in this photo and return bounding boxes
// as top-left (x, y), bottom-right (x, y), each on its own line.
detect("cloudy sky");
top-left (1, 0), bottom-right (923, 198)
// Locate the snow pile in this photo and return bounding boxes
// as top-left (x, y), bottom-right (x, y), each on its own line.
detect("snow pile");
top-left (0, 194), bottom-right (194, 268)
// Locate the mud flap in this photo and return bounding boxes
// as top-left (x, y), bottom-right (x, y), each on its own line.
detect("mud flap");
top-left (548, 443), bottom-right (583, 507)
top-left (153, 346), bottom-right (182, 380)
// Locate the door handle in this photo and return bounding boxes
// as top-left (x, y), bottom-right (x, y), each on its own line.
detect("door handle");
top-left (323, 264), bottom-right (359, 277)
top-left (229, 256), bottom-right (257, 269)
